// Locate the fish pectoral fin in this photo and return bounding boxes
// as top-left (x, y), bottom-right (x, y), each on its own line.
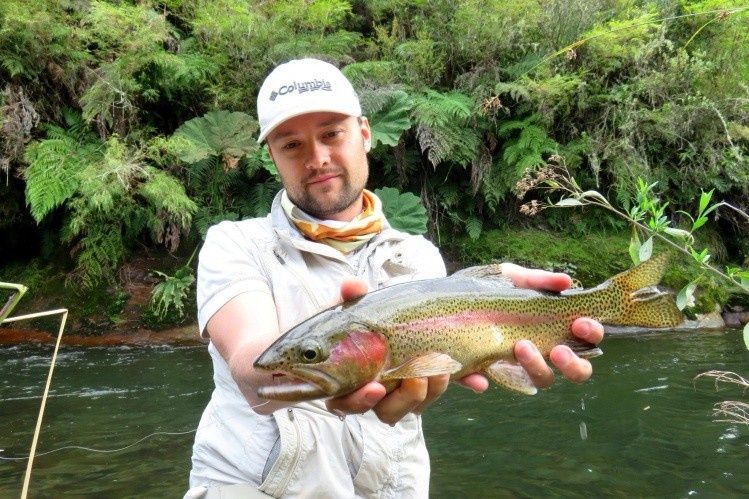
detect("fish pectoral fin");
top-left (483, 361), bottom-right (538, 395)
top-left (381, 352), bottom-right (463, 380)
top-left (564, 338), bottom-right (603, 359)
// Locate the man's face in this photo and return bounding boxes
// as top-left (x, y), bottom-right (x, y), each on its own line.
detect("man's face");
top-left (266, 112), bottom-right (371, 222)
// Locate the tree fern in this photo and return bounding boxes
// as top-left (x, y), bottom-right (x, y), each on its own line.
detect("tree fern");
top-left (499, 114), bottom-right (557, 172)
top-left (23, 123), bottom-right (101, 222)
top-left (71, 221), bottom-right (128, 289)
top-left (412, 89), bottom-right (482, 168)
top-left (138, 166), bottom-right (197, 251)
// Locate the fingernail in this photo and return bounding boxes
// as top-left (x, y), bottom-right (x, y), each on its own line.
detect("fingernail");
top-left (555, 348), bottom-right (573, 368)
top-left (516, 340), bottom-right (537, 362)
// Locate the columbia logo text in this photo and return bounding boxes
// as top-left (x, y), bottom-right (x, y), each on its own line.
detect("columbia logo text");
top-left (269, 79), bottom-right (332, 101)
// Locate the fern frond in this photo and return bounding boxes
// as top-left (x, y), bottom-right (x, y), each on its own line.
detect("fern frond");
top-left (138, 166), bottom-right (197, 230)
top-left (494, 81), bottom-right (532, 102)
top-left (413, 90), bottom-right (473, 128)
top-left (22, 131), bottom-right (96, 222)
top-left (149, 266), bottom-right (195, 321)
top-left (73, 222), bottom-right (127, 288)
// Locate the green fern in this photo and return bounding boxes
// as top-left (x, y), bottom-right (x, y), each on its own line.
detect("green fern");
top-left (412, 89), bottom-right (481, 168)
top-left (498, 114), bottom-right (557, 172)
top-left (148, 266), bottom-right (195, 322)
top-left (138, 167), bottom-right (198, 251)
top-left (23, 123), bottom-right (102, 222)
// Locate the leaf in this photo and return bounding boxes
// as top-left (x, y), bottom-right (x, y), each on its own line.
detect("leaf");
top-left (368, 91), bottom-right (412, 149)
top-left (171, 111), bottom-right (259, 164)
top-left (691, 216), bottom-right (708, 231)
top-left (465, 216), bottom-right (483, 240)
top-left (639, 236), bottom-right (653, 262)
top-left (744, 323), bottom-right (749, 352)
top-left (676, 282), bottom-right (697, 310)
top-left (555, 198), bottom-right (584, 207)
top-left (664, 227), bottom-right (694, 243)
top-left (375, 187), bottom-right (427, 235)
top-left (579, 190), bottom-right (609, 205)
top-left (698, 189), bottom-right (713, 216)
top-left (629, 230), bottom-right (641, 265)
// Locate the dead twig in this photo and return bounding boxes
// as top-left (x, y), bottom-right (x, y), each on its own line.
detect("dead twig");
top-left (712, 401), bottom-right (749, 425)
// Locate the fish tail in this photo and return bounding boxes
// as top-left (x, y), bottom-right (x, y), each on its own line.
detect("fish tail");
top-left (603, 253), bottom-right (682, 328)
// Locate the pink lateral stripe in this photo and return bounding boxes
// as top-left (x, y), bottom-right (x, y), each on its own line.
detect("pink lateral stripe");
top-left (393, 309), bottom-right (558, 331)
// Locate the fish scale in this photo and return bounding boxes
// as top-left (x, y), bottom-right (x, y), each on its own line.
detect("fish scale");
top-left (254, 253), bottom-right (683, 401)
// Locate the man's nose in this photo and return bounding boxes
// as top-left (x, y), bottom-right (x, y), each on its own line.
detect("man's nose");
top-left (305, 141), bottom-right (331, 169)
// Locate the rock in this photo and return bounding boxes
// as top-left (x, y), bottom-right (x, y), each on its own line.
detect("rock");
top-left (722, 311), bottom-right (749, 328)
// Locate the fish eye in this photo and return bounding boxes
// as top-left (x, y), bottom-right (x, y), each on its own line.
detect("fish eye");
top-left (299, 343), bottom-right (322, 362)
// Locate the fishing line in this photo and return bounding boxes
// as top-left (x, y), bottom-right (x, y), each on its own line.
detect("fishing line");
top-left (1, 401), bottom-right (275, 461)
top-left (0, 429), bottom-right (197, 461)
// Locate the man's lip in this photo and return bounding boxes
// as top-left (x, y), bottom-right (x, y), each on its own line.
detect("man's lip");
top-left (307, 174), bottom-right (339, 185)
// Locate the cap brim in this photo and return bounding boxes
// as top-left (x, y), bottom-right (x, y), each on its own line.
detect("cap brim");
top-left (257, 106), bottom-right (362, 143)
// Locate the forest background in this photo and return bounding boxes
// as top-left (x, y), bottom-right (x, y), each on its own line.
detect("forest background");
top-left (1, 0), bottom-right (747, 334)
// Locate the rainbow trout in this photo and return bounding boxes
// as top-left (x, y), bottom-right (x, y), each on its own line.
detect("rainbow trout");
top-left (254, 253), bottom-right (682, 400)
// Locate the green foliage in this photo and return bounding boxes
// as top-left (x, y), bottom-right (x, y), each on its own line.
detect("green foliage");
top-left (165, 110), bottom-right (277, 232)
top-left (23, 112), bottom-right (101, 223)
top-left (366, 91), bottom-right (412, 149)
top-left (169, 110), bottom-right (259, 164)
top-left (23, 114), bottom-right (196, 287)
top-left (146, 265), bottom-right (195, 325)
top-left (2, 0), bottom-right (748, 324)
top-left (412, 89), bottom-right (480, 168)
top-left (499, 114), bottom-right (558, 171)
top-left (375, 186), bottom-right (427, 235)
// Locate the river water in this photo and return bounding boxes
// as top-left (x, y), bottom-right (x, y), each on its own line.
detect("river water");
top-left (1, 329), bottom-right (747, 497)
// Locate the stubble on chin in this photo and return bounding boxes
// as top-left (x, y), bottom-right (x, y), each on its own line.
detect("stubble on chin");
top-left (288, 176), bottom-right (361, 219)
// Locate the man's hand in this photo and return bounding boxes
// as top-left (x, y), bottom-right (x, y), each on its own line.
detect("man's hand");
top-left (500, 263), bottom-right (604, 388)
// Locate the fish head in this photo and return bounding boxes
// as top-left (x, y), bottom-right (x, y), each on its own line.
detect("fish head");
top-left (254, 309), bottom-right (389, 401)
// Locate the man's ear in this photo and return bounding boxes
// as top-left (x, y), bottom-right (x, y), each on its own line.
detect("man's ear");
top-left (359, 116), bottom-right (371, 151)
top-left (266, 144), bottom-right (275, 163)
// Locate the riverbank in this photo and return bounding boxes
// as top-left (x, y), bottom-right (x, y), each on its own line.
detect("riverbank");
top-left (0, 324), bottom-right (205, 346)
top-left (1, 310), bottom-right (741, 347)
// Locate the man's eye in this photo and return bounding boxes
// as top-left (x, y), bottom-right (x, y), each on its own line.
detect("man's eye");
top-left (323, 129), bottom-right (344, 140)
top-left (282, 141), bottom-right (300, 151)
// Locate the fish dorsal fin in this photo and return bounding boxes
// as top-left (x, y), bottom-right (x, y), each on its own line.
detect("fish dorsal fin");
top-left (452, 264), bottom-right (514, 287)
top-left (483, 361), bottom-right (537, 395)
top-left (611, 253), bottom-right (669, 292)
top-left (380, 352), bottom-right (463, 381)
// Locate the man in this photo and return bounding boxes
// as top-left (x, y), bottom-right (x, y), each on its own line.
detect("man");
top-left (186, 58), bottom-right (603, 498)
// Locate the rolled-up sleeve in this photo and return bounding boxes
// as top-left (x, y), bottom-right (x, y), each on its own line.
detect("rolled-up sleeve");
top-left (196, 221), bottom-right (271, 337)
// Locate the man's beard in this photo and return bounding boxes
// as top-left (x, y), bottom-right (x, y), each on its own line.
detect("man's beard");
top-left (289, 170), bottom-right (366, 219)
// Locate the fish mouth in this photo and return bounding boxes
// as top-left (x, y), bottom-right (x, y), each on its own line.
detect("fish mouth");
top-left (256, 365), bottom-right (342, 401)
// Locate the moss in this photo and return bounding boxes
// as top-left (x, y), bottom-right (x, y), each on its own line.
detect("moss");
top-left (443, 227), bottom-right (632, 286)
top-left (442, 227), bottom-right (734, 315)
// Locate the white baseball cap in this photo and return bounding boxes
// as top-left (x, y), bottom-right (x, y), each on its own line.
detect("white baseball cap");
top-left (256, 58), bottom-right (362, 143)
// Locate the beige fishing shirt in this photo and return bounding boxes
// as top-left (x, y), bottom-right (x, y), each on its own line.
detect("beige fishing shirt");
top-left (187, 191), bottom-right (446, 498)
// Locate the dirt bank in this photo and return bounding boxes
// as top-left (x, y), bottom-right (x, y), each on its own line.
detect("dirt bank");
top-left (0, 323), bottom-right (205, 346)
